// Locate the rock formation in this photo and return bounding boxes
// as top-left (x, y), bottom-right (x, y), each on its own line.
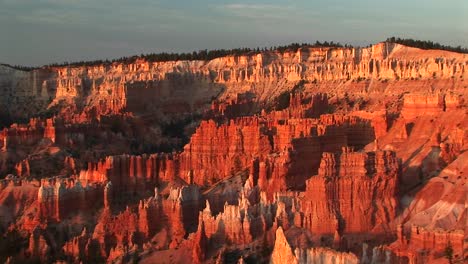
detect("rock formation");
top-left (0, 42), bottom-right (466, 263)
top-left (297, 148), bottom-right (400, 251)
top-left (270, 227), bottom-right (359, 264)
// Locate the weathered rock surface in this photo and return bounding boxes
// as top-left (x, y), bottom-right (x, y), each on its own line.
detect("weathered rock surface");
top-left (270, 227), bottom-right (359, 264)
top-left (298, 148), bottom-right (400, 250)
top-left (0, 43), bottom-right (466, 263)
top-left (2, 42), bottom-right (467, 124)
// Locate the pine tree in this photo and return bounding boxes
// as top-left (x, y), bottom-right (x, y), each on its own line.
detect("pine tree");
top-left (444, 242), bottom-right (454, 264)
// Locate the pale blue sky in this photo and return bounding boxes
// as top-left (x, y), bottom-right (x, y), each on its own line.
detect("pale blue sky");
top-left (1, 0), bottom-right (467, 66)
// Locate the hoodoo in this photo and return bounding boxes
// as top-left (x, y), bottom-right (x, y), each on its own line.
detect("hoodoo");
top-left (0, 41), bottom-right (466, 263)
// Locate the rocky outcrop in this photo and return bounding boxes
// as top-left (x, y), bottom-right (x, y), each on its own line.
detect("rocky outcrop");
top-left (401, 93), bottom-right (466, 119)
top-left (48, 59), bottom-right (225, 123)
top-left (294, 247), bottom-right (359, 264)
top-left (0, 65), bottom-right (54, 123)
top-left (266, 93), bottom-right (329, 120)
top-left (2, 42), bottom-right (467, 125)
top-left (192, 216), bottom-right (208, 263)
top-left (208, 92), bottom-right (259, 119)
top-left (62, 228), bottom-right (92, 262)
top-left (178, 113), bottom-right (377, 190)
top-left (300, 148), bottom-right (400, 241)
top-left (0, 43), bottom-right (467, 263)
top-left (270, 227), bottom-right (359, 264)
top-left (43, 118), bottom-right (56, 143)
top-left (374, 225), bottom-right (466, 264)
top-left (27, 227), bottom-right (50, 261)
top-left (38, 178), bottom-right (102, 221)
top-left (201, 202), bottom-right (253, 245)
top-left (89, 191), bottom-right (162, 260)
top-left (79, 154), bottom-right (169, 198)
top-left (160, 185), bottom-right (202, 248)
top-left (179, 118), bottom-right (271, 185)
top-left (401, 94), bottom-right (445, 119)
top-left (270, 227), bottom-right (298, 264)
top-left (377, 151), bottom-right (467, 263)
top-left (349, 110), bottom-right (388, 138)
top-left (0, 119), bottom-right (47, 151)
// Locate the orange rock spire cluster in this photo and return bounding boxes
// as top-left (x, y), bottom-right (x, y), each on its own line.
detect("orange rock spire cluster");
top-left (0, 42), bottom-right (466, 263)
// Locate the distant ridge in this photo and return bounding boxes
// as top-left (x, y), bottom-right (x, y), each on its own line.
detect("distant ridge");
top-left (3, 38), bottom-right (467, 71)
top-left (385, 37), bottom-right (468, 53)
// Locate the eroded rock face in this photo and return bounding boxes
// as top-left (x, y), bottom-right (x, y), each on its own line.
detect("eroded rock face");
top-left (2, 42), bottom-right (467, 124)
top-left (401, 93), bottom-right (457, 119)
top-left (38, 178), bottom-right (102, 221)
top-left (0, 66), bottom-right (54, 125)
top-left (296, 148), bottom-right (400, 253)
top-left (270, 227), bottom-right (298, 264)
top-left (180, 118), bottom-right (271, 185)
top-left (79, 154), bottom-right (163, 196)
top-left (271, 227), bottom-right (359, 264)
top-left (0, 43), bottom-right (466, 263)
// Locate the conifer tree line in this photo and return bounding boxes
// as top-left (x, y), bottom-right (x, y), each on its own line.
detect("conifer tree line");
top-left (3, 38), bottom-right (467, 71)
top-left (0, 63), bottom-right (36, 72)
top-left (386, 37), bottom-right (468, 53)
top-left (44, 41), bottom-right (346, 68)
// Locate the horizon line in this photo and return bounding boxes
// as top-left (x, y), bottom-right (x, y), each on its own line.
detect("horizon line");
top-left (3, 38), bottom-right (468, 70)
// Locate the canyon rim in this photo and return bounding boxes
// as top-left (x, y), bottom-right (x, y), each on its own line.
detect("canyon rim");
top-left (0, 1), bottom-right (467, 263)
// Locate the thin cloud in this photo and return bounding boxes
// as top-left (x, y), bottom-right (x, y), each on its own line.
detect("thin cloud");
top-left (223, 4), bottom-right (293, 11)
top-left (4, 0), bottom-right (217, 34)
top-left (217, 3), bottom-right (314, 21)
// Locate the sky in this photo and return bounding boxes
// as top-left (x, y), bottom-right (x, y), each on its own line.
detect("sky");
top-left (1, 0), bottom-right (467, 66)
